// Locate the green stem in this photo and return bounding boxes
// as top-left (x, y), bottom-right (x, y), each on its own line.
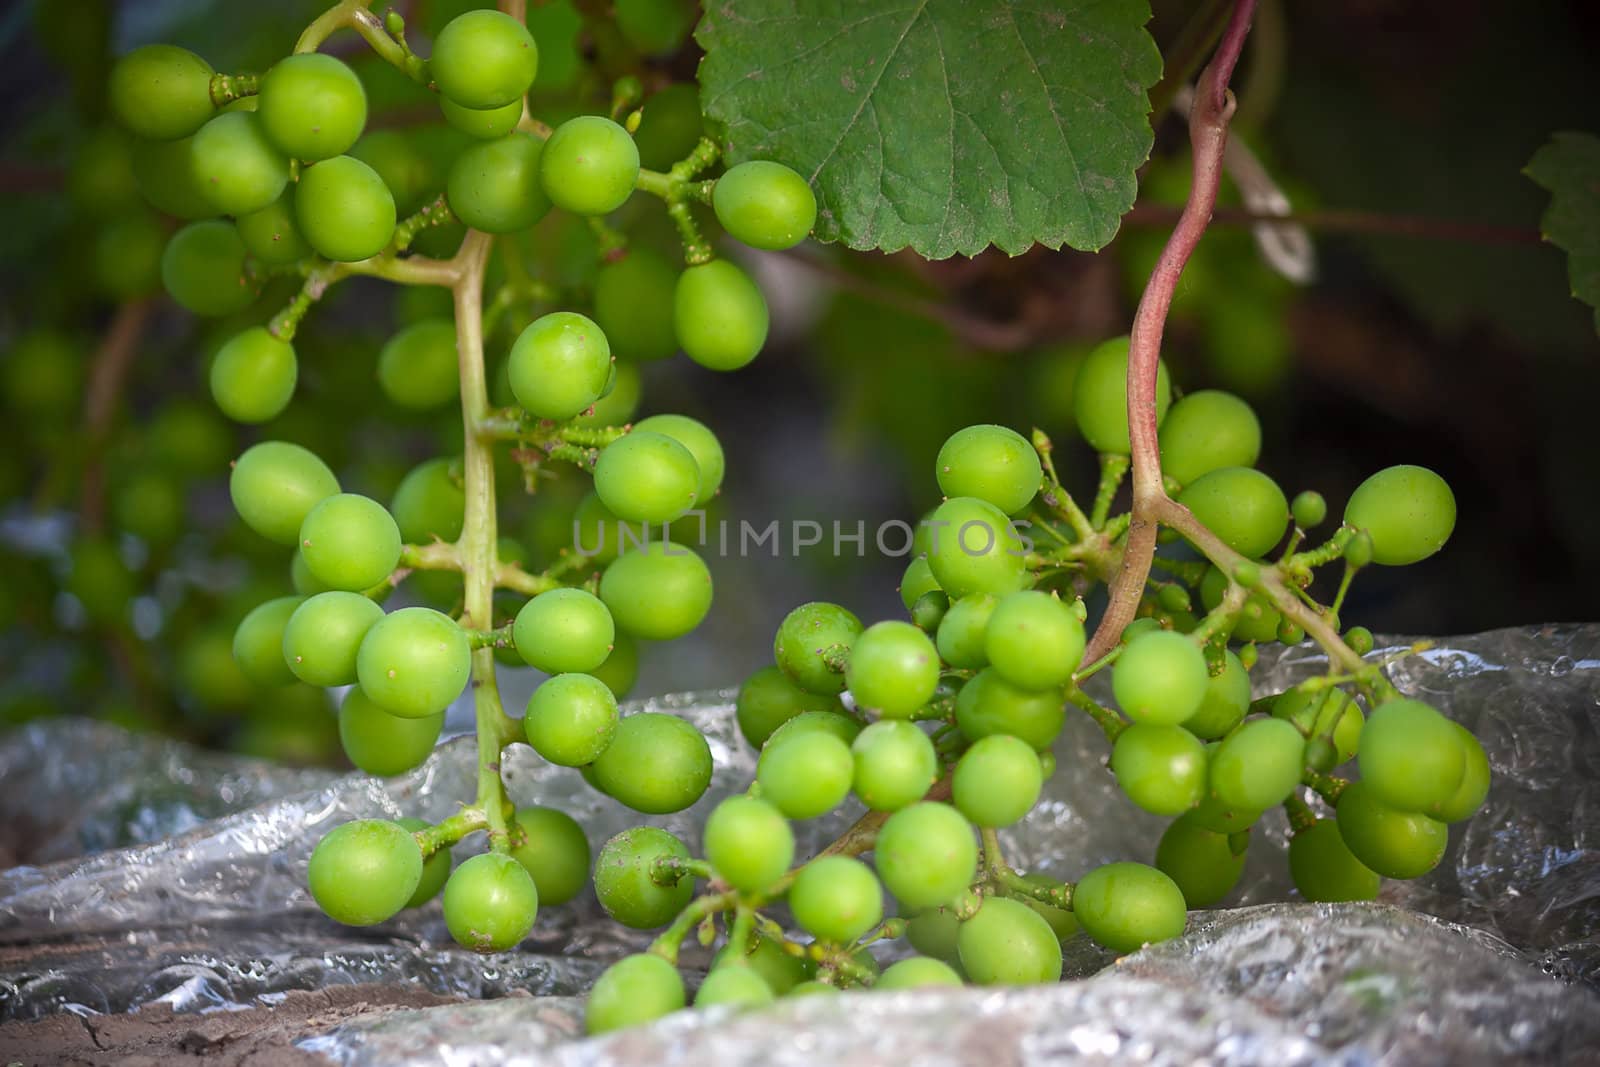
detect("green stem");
top-left (209, 72), bottom-right (259, 106)
top-left (414, 807), bottom-right (489, 855)
top-left (1066, 686), bottom-right (1127, 741)
top-left (1089, 454), bottom-right (1130, 530)
top-left (649, 892), bottom-right (736, 964)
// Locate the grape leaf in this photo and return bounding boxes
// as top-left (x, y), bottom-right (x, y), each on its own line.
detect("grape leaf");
top-left (697, 0), bottom-right (1161, 259)
top-left (1526, 132), bottom-right (1600, 335)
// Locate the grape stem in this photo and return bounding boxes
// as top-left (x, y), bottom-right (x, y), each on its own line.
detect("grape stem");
top-left (295, 0), bottom-right (428, 83)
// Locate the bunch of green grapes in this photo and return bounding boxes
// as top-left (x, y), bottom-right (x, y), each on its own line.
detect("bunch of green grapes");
top-left (104, 1), bottom-right (823, 955)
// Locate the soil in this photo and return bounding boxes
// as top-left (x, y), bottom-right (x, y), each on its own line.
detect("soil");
top-left (0, 983), bottom-right (460, 1066)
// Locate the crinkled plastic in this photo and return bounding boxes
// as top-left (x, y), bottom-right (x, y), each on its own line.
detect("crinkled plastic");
top-left (1, 626), bottom-right (1598, 1063)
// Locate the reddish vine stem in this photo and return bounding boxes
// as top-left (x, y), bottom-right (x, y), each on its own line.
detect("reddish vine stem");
top-left (1081, 0), bottom-right (1258, 666)
top-left (79, 300), bottom-right (157, 534)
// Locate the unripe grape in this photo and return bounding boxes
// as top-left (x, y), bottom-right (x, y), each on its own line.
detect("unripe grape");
top-left (508, 310), bottom-right (611, 420)
top-left (391, 457), bottom-right (465, 544)
top-left (1073, 336), bottom-right (1172, 454)
top-left (396, 817), bottom-right (452, 909)
top-left (674, 259), bottom-right (768, 371)
top-left (1071, 862), bottom-right (1186, 954)
top-left (210, 327), bottom-right (296, 424)
top-left (1157, 390), bottom-right (1261, 487)
top-left (1335, 782), bottom-right (1448, 880)
top-left (936, 593), bottom-right (998, 669)
top-left (283, 591), bottom-right (384, 687)
top-left (308, 819), bottom-right (422, 926)
top-left (431, 9), bottom-right (539, 110)
top-left (774, 602), bottom-right (863, 695)
top-left (338, 687), bottom-right (442, 776)
top-left (957, 896), bottom-right (1062, 985)
top-left (1291, 490), bottom-right (1328, 529)
top-left (1209, 717), bottom-right (1305, 811)
top-left (229, 440), bottom-right (340, 546)
top-left (598, 541), bottom-right (713, 640)
top-left (356, 607), bottom-right (472, 718)
top-left (513, 588), bottom-right (614, 674)
top-left (874, 802), bottom-right (978, 910)
top-left (162, 220), bottom-right (255, 316)
top-left (443, 851), bottom-right (539, 952)
top-left (696, 965), bottom-right (775, 1007)
top-left (1343, 465), bottom-right (1456, 566)
top-left (1112, 723), bottom-right (1208, 816)
top-left (232, 596), bottom-right (303, 688)
top-left (593, 248), bottom-right (679, 362)
top-left (703, 796), bottom-right (794, 893)
top-left (1289, 818), bottom-right (1379, 902)
top-left (237, 191), bottom-right (311, 264)
top-left (1182, 649), bottom-right (1250, 740)
top-left (846, 620), bottom-right (940, 717)
top-left (1177, 467), bottom-right (1289, 559)
top-left (593, 431), bottom-right (699, 523)
top-left (447, 132), bottom-right (552, 234)
top-left (508, 806), bottom-right (590, 906)
top-left (1432, 723), bottom-right (1491, 823)
top-left (788, 856), bottom-right (882, 943)
top-left (539, 115), bottom-right (639, 216)
top-left (924, 496), bottom-right (1027, 599)
top-left (1155, 815), bottom-right (1246, 907)
top-left (899, 557), bottom-right (942, 612)
top-left (1112, 631), bottom-right (1209, 725)
top-left (591, 713), bottom-right (712, 814)
top-left (191, 111), bottom-right (288, 216)
top-left (378, 319), bottom-right (459, 411)
top-left (594, 827), bottom-right (695, 928)
top-left (876, 957), bottom-right (963, 989)
top-left (953, 734), bottom-right (1043, 827)
top-left (298, 493), bottom-right (402, 592)
top-left (735, 665), bottom-right (845, 749)
top-left (258, 53), bottom-right (367, 161)
top-left (110, 45), bottom-right (215, 141)
top-left (440, 96), bottom-right (523, 140)
top-left (953, 668), bottom-right (1066, 751)
top-left (524, 672), bottom-right (618, 766)
top-left (586, 953), bottom-right (684, 1034)
top-left (296, 155), bottom-right (397, 262)
top-left (983, 590), bottom-right (1084, 691)
top-left (632, 414), bottom-right (725, 502)
top-left (757, 729), bottom-right (853, 819)
top-left (851, 719), bottom-right (938, 812)
top-left (712, 160), bottom-right (817, 251)
top-left (1358, 699), bottom-right (1466, 811)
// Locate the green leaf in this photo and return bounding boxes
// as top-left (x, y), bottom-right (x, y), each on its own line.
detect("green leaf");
top-left (697, 0), bottom-right (1161, 259)
top-left (1526, 132), bottom-right (1600, 335)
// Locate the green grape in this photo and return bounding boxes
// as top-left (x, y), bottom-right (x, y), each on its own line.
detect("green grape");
top-left (599, 541), bottom-right (712, 640)
top-left (1072, 336), bottom-right (1172, 454)
top-left (774, 602), bottom-right (863, 695)
top-left (983, 591), bottom-right (1084, 692)
top-left (112, 469), bottom-right (184, 545)
top-left (229, 441), bottom-right (341, 545)
top-left (1334, 780), bottom-right (1448, 879)
top-left (308, 819), bottom-right (422, 926)
top-left (210, 327), bottom-right (297, 424)
top-left (440, 96), bottom-right (523, 140)
top-left (1289, 818), bottom-right (1379, 902)
top-left (237, 190), bottom-right (311, 264)
top-left (162, 220), bottom-right (255, 316)
top-left (845, 620), bottom-right (940, 717)
top-left (1291, 490), bottom-right (1327, 529)
top-left (70, 126), bottom-right (140, 217)
top-left (357, 607), bottom-right (472, 718)
top-left (191, 111), bottom-right (288, 216)
top-left (874, 802), bottom-right (977, 910)
top-left (391, 457), bottom-right (465, 543)
top-left (1187, 789), bottom-right (1262, 835)
top-left (905, 905), bottom-right (963, 965)
top-left (396, 817), bottom-right (452, 908)
top-left (935, 424), bottom-right (1043, 515)
top-left (378, 319), bottom-right (459, 411)
top-left (1343, 465), bottom-right (1456, 566)
top-left (712, 160), bottom-right (817, 251)
top-left (109, 44), bottom-right (215, 141)
top-left (756, 729), bottom-right (854, 819)
top-left (1157, 390), bottom-right (1262, 488)
top-left (1112, 631), bottom-right (1209, 726)
top-left (712, 935), bottom-right (813, 995)
top-left (953, 668), bottom-right (1065, 751)
top-left (591, 712), bottom-right (712, 813)
top-left (767, 710), bottom-right (863, 747)
top-left (508, 806), bottom-right (590, 906)
top-left (258, 53), bottom-right (367, 161)
top-left (1433, 723), bottom-right (1490, 823)
top-left (936, 593), bottom-right (998, 670)
top-left (1183, 650), bottom-right (1250, 740)
top-left (925, 496), bottom-right (1027, 599)
top-left (735, 665), bottom-right (844, 749)
top-left (1111, 723), bottom-right (1208, 816)
top-left (146, 400), bottom-right (231, 475)
top-left (577, 361), bottom-right (642, 427)
top-left (590, 629), bottom-right (640, 699)
top-left (350, 129), bottom-right (435, 216)
top-left (524, 672), bottom-right (618, 766)
top-left (539, 115), bottom-right (638, 216)
top-left (876, 957), bottom-right (963, 990)
top-left (131, 134), bottom-right (217, 219)
top-left (296, 155), bottom-right (397, 262)
top-left (92, 209), bottom-right (164, 299)
top-left (1209, 717), bottom-right (1304, 811)
top-left (1071, 862), bottom-right (1186, 954)
top-left (696, 965), bottom-right (775, 1008)
top-left (673, 259), bottom-right (769, 371)
top-left (1177, 467), bottom-right (1288, 559)
top-left (232, 596), bottom-right (303, 688)
top-left (615, 0), bottom-right (696, 54)
top-left (586, 953), bottom-right (685, 1034)
top-left (299, 493), bottom-right (402, 591)
top-left (570, 491), bottom-right (646, 565)
top-left (957, 896), bottom-right (1062, 985)
top-left (513, 588), bottom-right (614, 673)
top-left (507, 311), bottom-right (612, 420)
top-left (703, 796), bottom-right (794, 893)
top-left (1356, 698), bottom-right (1466, 812)
top-left (786, 980), bottom-right (839, 997)
top-left (339, 687), bottom-right (443, 776)
top-left (633, 83), bottom-right (702, 171)
top-left (1273, 686), bottom-right (1363, 763)
top-left (446, 132), bottom-right (552, 234)
top-left (432, 9), bottom-right (538, 110)
top-left (632, 415), bottom-right (725, 502)
top-left (1198, 564), bottom-right (1281, 643)
top-left (851, 719), bottom-right (937, 812)
top-left (953, 734), bottom-right (1043, 827)
top-left (1018, 873), bottom-right (1079, 940)
top-left (788, 856), bottom-right (882, 943)
top-left (283, 591), bottom-right (385, 687)
top-left (1154, 815), bottom-right (1246, 907)
top-left (65, 538), bottom-right (133, 627)
top-left (443, 851), bottom-right (539, 952)
top-left (177, 625), bottom-right (253, 708)
top-left (898, 557), bottom-right (942, 612)
top-left (593, 248), bottom-right (678, 362)
top-left (1345, 626), bottom-right (1375, 655)
top-left (593, 827), bottom-right (695, 927)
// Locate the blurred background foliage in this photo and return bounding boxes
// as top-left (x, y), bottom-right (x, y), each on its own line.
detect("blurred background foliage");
top-left (1, 0), bottom-right (1597, 764)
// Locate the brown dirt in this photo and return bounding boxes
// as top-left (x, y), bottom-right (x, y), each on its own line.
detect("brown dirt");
top-left (0, 983), bottom-right (460, 1066)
